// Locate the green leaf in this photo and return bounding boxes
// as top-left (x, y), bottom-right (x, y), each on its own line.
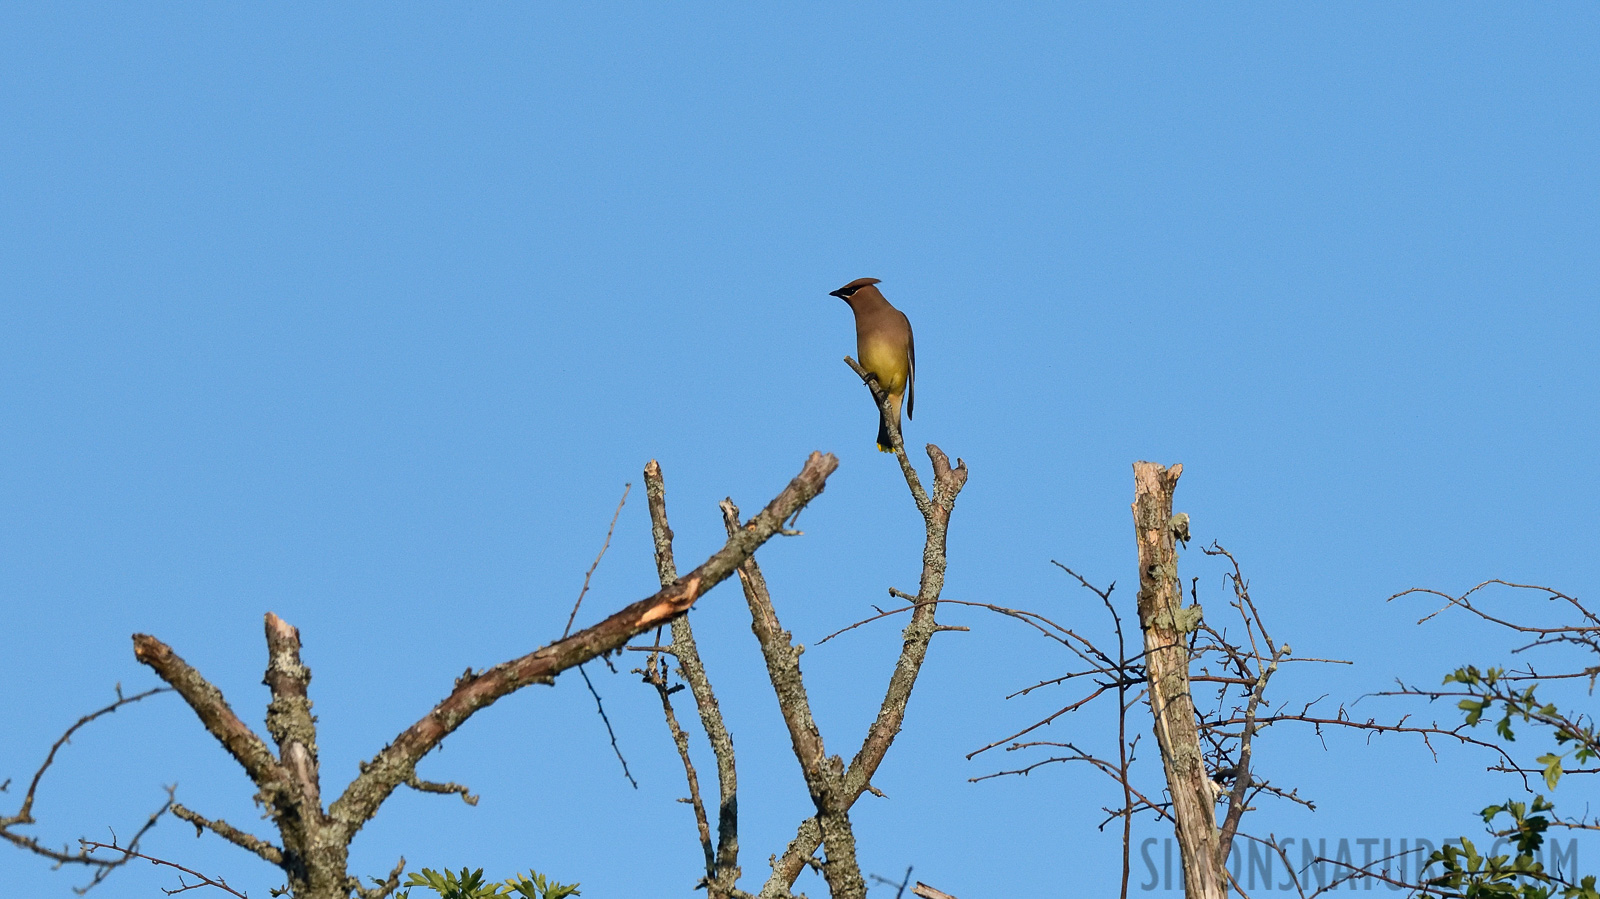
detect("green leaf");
top-left (1498, 715), bottom-right (1519, 741)
top-left (1537, 753), bottom-right (1564, 791)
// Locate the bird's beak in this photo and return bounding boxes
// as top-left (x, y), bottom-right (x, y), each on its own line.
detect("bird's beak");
top-left (828, 288), bottom-right (848, 299)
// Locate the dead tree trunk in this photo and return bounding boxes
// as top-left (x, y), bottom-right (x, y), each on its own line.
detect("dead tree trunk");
top-left (1131, 462), bottom-right (1224, 899)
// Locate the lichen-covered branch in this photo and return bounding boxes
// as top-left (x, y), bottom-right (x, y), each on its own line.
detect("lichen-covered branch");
top-left (643, 460), bottom-right (743, 898)
top-left (138, 616), bottom-right (353, 898)
top-left (757, 367), bottom-right (968, 898)
top-left (401, 773), bottom-right (478, 806)
top-left (132, 635), bottom-right (289, 801)
top-left (265, 614), bottom-right (323, 812)
top-left (842, 444), bottom-right (965, 793)
top-left (720, 498), bottom-right (865, 899)
top-left (171, 801), bottom-right (285, 866)
top-left (762, 452), bottom-right (966, 894)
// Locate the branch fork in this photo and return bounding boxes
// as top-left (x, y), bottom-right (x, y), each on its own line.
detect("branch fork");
top-left (122, 452), bottom-right (838, 899)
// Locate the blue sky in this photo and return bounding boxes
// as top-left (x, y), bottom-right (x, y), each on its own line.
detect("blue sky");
top-left (3, 5), bottom-right (1598, 897)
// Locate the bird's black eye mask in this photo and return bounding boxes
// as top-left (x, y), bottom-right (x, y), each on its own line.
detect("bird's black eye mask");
top-left (831, 287), bottom-right (859, 299)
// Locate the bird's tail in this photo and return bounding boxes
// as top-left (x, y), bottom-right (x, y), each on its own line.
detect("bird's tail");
top-left (876, 410), bottom-right (895, 453)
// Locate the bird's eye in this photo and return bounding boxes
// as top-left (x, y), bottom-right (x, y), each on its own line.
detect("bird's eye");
top-left (839, 288), bottom-right (857, 298)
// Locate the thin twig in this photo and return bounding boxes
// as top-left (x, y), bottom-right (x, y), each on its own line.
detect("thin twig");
top-left (578, 664), bottom-right (636, 789)
top-left (1, 685), bottom-right (173, 891)
top-left (563, 482), bottom-right (632, 638)
top-left (81, 837), bottom-right (247, 898)
top-left (868, 866), bottom-right (914, 899)
top-left (2, 685), bottom-right (170, 827)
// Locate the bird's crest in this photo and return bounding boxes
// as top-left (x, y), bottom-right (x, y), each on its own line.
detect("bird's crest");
top-left (829, 277), bottom-right (881, 299)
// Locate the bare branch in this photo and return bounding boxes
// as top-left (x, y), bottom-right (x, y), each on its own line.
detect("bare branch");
top-left (1203, 544), bottom-right (1287, 863)
top-left (81, 837), bottom-right (247, 898)
top-left (577, 663), bottom-right (636, 789)
top-left (401, 772), bottom-right (478, 806)
top-left (972, 742), bottom-right (1171, 822)
top-left (640, 652), bottom-right (715, 877)
top-left (721, 497), bottom-right (866, 899)
top-left (1, 686), bottom-right (173, 890)
top-left (843, 356), bottom-right (930, 514)
top-left (324, 451), bottom-right (837, 842)
top-left (263, 614), bottom-right (321, 812)
top-left (557, 483), bottom-right (642, 788)
top-left (644, 460), bottom-right (742, 896)
top-left (170, 802), bottom-right (284, 866)
top-left (1, 685), bottom-right (169, 828)
top-left (1392, 580), bottom-right (1596, 630)
top-left (761, 427), bottom-right (967, 898)
top-left (131, 637), bottom-right (288, 803)
top-left (869, 866), bottom-right (914, 899)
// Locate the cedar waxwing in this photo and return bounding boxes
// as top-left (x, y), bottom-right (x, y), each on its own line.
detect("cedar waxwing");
top-left (830, 277), bottom-right (915, 452)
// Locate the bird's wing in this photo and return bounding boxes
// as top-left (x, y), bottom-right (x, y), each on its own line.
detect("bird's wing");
top-left (905, 312), bottom-right (915, 420)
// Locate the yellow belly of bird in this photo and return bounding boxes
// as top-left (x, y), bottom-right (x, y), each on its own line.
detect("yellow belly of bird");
top-left (858, 339), bottom-right (908, 394)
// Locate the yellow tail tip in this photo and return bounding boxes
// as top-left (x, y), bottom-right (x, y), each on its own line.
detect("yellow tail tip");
top-left (877, 443), bottom-right (894, 453)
